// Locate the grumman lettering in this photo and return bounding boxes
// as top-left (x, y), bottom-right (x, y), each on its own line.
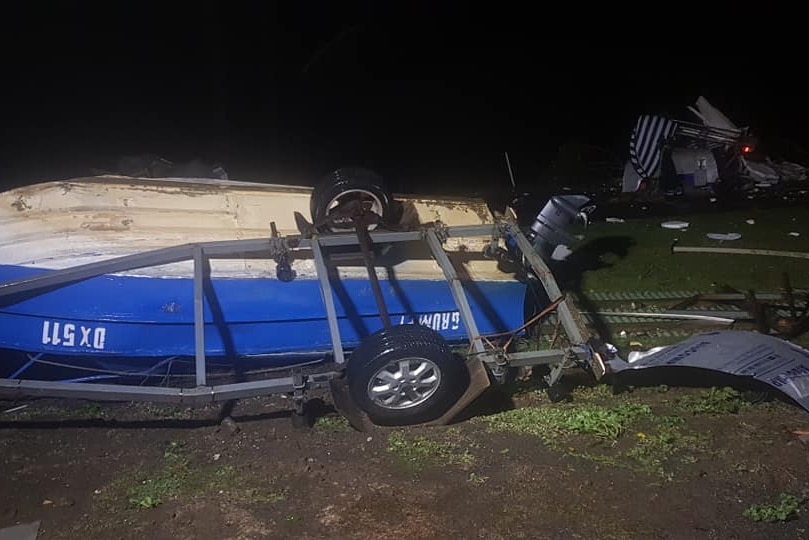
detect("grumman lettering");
top-left (400, 311), bottom-right (461, 331)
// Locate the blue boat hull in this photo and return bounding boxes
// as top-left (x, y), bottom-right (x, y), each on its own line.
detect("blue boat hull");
top-left (0, 264), bottom-right (527, 376)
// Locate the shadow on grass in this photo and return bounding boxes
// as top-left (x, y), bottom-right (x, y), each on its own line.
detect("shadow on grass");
top-left (550, 235), bottom-right (636, 343)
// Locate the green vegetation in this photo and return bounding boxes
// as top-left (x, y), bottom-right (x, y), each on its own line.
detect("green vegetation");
top-left (97, 440), bottom-right (288, 511)
top-left (466, 472), bottom-right (489, 485)
top-left (386, 431), bottom-right (475, 468)
top-left (125, 441), bottom-right (190, 509)
top-left (479, 398), bottom-right (707, 478)
top-left (481, 402), bottom-right (651, 443)
top-left (676, 387), bottom-right (745, 415)
top-left (743, 494), bottom-right (804, 523)
top-left (314, 415), bottom-right (353, 432)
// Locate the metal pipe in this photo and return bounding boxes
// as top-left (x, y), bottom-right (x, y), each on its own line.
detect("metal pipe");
top-left (588, 311), bottom-right (735, 324)
top-left (311, 239), bottom-right (345, 364)
top-left (672, 246), bottom-right (809, 259)
top-left (193, 246), bottom-right (207, 386)
top-left (355, 222), bottom-right (391, 328)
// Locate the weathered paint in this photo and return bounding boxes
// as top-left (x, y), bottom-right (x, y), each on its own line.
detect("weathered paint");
top-left (0, 175), bottom-right (508, 281)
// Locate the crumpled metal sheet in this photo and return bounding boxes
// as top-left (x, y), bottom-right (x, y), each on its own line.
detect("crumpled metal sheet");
top-left (608, 331), bottom-right (809, 413)
top-left (0, 521), bottom-right (40, 540)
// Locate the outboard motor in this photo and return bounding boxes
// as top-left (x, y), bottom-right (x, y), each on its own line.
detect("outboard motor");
top-left (528, 195), bottom-right (592, 262)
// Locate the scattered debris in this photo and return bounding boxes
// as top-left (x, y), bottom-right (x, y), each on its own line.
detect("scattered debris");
top-left (621, 95), bottom-right (808, 197)
top-left (745, 160), bottom-right (779, 183)
top-left (550, 244), bottom-right (573, 261)
top-left (789, 232), bottom-right (801, 237)
top-left (605, 217), bottom-right (625, 223)
top-left (91, 154), bottom-right (229, 180)
top-left (661, 220), bottom-right (689, 230)
top-left (627, 346), bottom-right (668, 363)
top-left (706, 233), bottom-right (742, 241)
top-left (770, 161), bottom-right (808, 182)
top-left (746, 219), bottom-right (755, 225)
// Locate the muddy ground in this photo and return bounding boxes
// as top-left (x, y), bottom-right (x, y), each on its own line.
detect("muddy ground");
top-left (2, 372), bottom-right (808, 540)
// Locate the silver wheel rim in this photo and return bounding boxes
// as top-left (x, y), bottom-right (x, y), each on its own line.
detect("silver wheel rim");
top-left (367, 356), bottom-right (442, 410)
top-left (326, 189), bottom-right (384, 231)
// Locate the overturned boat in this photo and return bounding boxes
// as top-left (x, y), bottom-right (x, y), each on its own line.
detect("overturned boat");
top-left (0, 169), bottom-right (597, 426)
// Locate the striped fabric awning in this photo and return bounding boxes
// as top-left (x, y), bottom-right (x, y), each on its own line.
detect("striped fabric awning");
top-left (629, 115), bottom-right (677, 179)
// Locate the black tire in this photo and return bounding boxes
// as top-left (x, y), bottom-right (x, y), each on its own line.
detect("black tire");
top-left (346, 324), bottom-right (470, 426)
top-left (310, 167), bottom-right (394, 232)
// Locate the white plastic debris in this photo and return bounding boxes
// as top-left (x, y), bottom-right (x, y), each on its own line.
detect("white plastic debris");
top-left (605, 217), bottom-right (625, 223)
top-left (709, 197), bottom-right (717, 203)
top-left (627, 346), bottom-right (668, 363)
top-left (551, 244), bottom-right (573, 261)
top-left (661, 221), bottom-right (689, 230)
top-left (707, 233), bottom-right (742, 241)
top-left (746, 219), bottom-right (755, 225)
top-left (789, 232), bottom-right (801, 237)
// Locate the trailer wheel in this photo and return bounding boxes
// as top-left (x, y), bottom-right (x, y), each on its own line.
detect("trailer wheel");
top-left (347, 324), bottom-right (470, 426)
top-left (310, 167), bottom-right (395, 233)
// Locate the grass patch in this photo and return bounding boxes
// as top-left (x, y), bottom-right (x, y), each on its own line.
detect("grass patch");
top-left (6, 401), bottom-right (111, 421)
top-left (136, 403), bottom-right (194, 420)
top-left (125, 441), bottom-right (190, 509)
top-left (482, 402), bottom-right (652, 444)
top-left (387, 431), bottom-right (475, 468)
top-left (97, 440), bottom-right (288, 511)
top-left (4, 401), bottom-right (197, 422)
top-left (479, 401), bottom-right (707, 478)
top-left (676, 387), bottom-right (745, 415)
top-left (743, 494), bottom-right (805, 523)
top-left (314, 415), bottom-right (353, 433)
top-left (577, 209), bottom-right (809, 293)
top-left (623, 416), bottom-right (706, 479)
top-left (570, 384), bottom-right (620, 402)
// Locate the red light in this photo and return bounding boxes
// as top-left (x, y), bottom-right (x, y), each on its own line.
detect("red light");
top-left (742, 145), bottom-right (753, 154)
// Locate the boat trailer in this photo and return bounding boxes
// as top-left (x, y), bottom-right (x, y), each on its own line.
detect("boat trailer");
top-left (0, 219), bottom-right (603, 427)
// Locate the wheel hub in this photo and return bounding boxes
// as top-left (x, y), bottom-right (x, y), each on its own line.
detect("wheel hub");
top-left (367, 357), bottom-right (441, 410)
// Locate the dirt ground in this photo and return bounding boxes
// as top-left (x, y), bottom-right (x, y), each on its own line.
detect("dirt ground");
top-left (2, 372), bottom-right (808, 540)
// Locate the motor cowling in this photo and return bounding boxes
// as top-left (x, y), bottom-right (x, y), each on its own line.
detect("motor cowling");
top-left (528, 195), bottom-right (592, 261)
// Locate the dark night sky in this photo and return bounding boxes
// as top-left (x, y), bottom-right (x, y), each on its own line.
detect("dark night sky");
top-left (1, 3), bottom-right (806, 194)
